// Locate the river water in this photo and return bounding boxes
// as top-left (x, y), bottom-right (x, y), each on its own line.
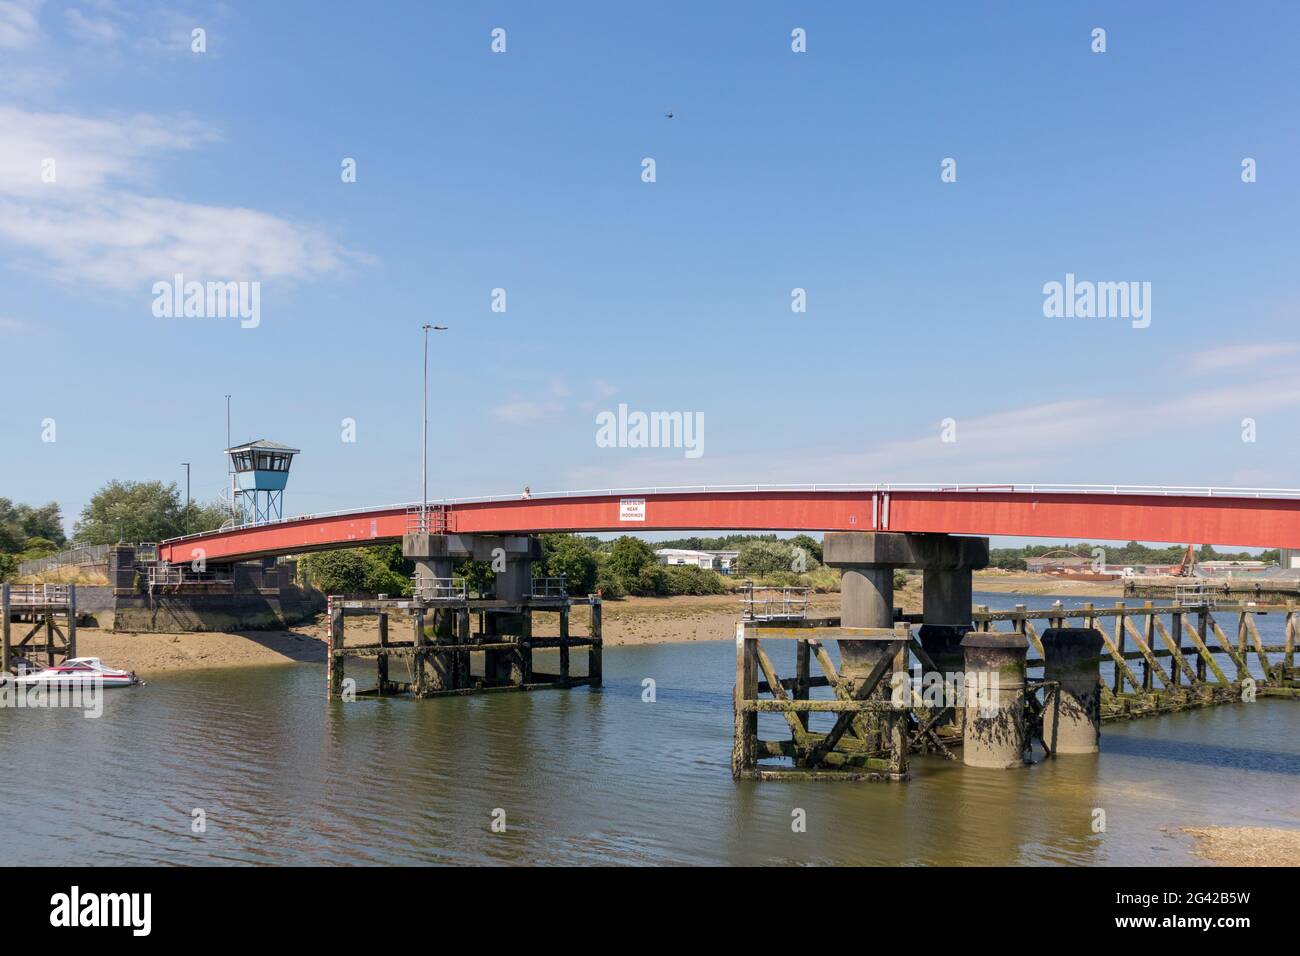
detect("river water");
top-left (2, 592), bottom-right (1296, 865)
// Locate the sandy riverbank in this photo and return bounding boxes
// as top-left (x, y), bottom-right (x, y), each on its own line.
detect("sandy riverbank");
top-left (1181, 826), bottom-right (1300, 866)
top-left (972, 570), bottom-right (1124, 596)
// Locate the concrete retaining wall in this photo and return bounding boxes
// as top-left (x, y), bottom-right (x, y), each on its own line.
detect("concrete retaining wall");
top-left (111, 586), bottom-right (324, 633)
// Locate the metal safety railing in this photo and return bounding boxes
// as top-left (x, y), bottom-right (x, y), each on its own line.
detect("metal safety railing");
top-left (405, 506), bottom-right (451, 535)
top-left (529, 577), bottom-right (568, 598)
top-left (411, 576), bottom-right (467, 602)
top-left (1174, 583), bottom-right (1218, 609)
top-left (145, 564), bottom-right (232, 590)
top-left (6, 584), bottom-right (71, 606)
top-left (740, 582), bottom-right (810, 621)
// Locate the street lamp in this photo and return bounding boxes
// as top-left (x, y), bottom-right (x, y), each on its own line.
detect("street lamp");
top-left (182, 462), bottom-right (191, 534)
top-left (422, 324), bottom-right (448, 530)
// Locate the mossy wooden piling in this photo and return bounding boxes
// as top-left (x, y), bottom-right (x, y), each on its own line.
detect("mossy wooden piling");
top-left (733, 600), bottom-right (1300, 782)
top-left (326, 591), bottom-right (603, 700)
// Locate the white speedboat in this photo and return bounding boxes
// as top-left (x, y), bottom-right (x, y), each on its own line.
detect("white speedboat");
top-left (13, 657), bottom-right (140, 688)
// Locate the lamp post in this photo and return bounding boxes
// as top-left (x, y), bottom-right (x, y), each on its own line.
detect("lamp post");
top-left (182, 462), bottom-right (191, 534)
top-left (225, 394), bottom-right (233, 522)
top-left (421, 325), bottom-right (448, 530)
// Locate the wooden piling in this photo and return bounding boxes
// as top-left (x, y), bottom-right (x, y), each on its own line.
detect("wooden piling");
top-left (795, 638), bottom-right (811, 733)
top-left (1, 583), bottom-right (10, 674)
top-left (67, 585), bottom-right (77, 659)
top-left (1286, 608), bottom-right (1296, 673)
top-left (559, 605), bottom-right (571, 686)
top-left (327, 597), bottom-right (344, 699)
top-left (732, 622), bottom-right (757, 777)
top-left (589, 597), bottom-right (603, 687)
top-left (377, 609), bottom-right (389, 694)
top-left (412, 607), bottom-right (427, 697)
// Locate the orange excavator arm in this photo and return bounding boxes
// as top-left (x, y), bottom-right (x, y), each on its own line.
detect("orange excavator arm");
top-left (1172, 543), bottom-right (1196, 577)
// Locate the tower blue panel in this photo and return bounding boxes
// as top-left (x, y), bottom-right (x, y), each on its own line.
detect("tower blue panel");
top-left (226, 440), bottom-right (299, 526)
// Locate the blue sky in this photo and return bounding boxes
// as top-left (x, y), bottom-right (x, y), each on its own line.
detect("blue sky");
top-left (1, 1), bottom-right (1298, 547)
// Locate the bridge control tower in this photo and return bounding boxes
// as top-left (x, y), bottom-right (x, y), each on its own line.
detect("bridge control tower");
top-left (226, 439), bottom-right (299, 525)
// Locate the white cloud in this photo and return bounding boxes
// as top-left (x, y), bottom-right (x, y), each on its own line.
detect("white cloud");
top-left (0, 316), bottom-right (31, 333)
top-left (562, 371), bottom-right (1300, 489)
top-left (0, 107), bottom-right (356, 288)
top-left (1189, 342), bottom-right (1300, 371)
top-left (65, 7), bottom-right (122, 44)
top-left (493, 401), bottom-right (562, 425)
top-left (0, 0), bottom-right (43, 49)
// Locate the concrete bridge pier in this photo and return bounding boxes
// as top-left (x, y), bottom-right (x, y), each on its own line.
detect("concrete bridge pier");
top-left (824, 530), bottom-right (988, 673)
top-left (1041, 627), bottom-right (1105, 754)
top-left (403, 534), bottom-right (458, 693)
top-left (486, 536), bottom-right (543, 686)
top-left (917, 535), bottom-right (988, 731)
top-left (960, 631), bottom-right (1029, 768)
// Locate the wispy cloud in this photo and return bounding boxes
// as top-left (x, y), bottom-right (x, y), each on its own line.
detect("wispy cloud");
top-left (0, 0), bottom-right (44, 49)
top-left (493, 400), bottom-right (562, 425)
top-left (0, 316), bottom-right (31, 333)
top-left (562, 364), bottom-right (1300, 489)
top-left (65, 7), bottom-right (122, 44)
top-left (0, 106), bottom-right (357, 289)
top-left (1189, 342), bottom-right (1300, 371)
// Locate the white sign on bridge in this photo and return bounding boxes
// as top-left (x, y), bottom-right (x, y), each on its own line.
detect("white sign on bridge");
top-left (619, 498), bottom-right (646, 522)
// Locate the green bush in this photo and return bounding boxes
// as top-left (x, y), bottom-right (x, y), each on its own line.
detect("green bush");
top-left (0, 554), bottom-right (17, 583)
top-left (663, 564), bottom-right (727, 595)
top-left (737, 540), bottom-right (795, 575)
top-left (593, 564), bottom-right (626, 599)
top-left (300, 548), bottom-right (413, 596)
top-left (634, 563), bottom-right (669, 596)
top-left (606, 536), bottom-right (656, 590)
top-left (21, 536), bottom-right (59, 558)
top-left (539, 534), bottom-right (598, 594)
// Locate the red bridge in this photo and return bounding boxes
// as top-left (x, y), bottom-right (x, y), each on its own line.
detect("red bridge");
top-left (156, 483), bottom-right (1300, 565)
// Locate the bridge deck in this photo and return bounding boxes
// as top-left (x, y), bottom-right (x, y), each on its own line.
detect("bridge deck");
top-left (157, 484), bottom-right (1300, 565)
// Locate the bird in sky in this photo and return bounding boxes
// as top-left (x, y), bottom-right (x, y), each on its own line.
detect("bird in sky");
top-left (664, 111), bottom-right (674, 119)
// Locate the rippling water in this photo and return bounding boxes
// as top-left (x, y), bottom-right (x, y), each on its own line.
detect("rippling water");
top-left (2, 592), bottom-right (1296, 865)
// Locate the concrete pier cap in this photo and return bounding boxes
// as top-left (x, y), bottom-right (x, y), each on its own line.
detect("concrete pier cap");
top-left (959, 631), bottom-right (1029, 769)
top-left (403, 533), bottom-right (542, 589)
top-left (823, 531), bottom-right (989, 677)
top-left (1040, 627), bottom-right (1105, 755)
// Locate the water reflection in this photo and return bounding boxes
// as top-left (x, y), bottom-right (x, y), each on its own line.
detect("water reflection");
top-left (0, 592), bottom-right (1294, 865)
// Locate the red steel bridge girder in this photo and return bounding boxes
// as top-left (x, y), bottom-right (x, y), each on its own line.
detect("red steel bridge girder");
top-left (155, 489), bottom-right (1300, 566)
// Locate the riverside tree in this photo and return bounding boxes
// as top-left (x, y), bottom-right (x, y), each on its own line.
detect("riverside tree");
top-left (0, 499), bottom-right (66, 553)
top-left (74, 480), bottom-right (227, 545)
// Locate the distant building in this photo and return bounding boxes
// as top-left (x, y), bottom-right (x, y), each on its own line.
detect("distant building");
top-left (1197, 560), bottom-right (1271, 578)
top-left (655, 548), bottom-right (716, 570)
top-left (653, 549), bottom-right (740, 574)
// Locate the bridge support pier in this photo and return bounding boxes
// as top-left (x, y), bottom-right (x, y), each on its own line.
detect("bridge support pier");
top-left (960, 631), bottom-right (1029, 768)
top-left (327, 535), bottom-right (601, 702)
top-left (1041, 628), bottom-right (1104, 754)
top-left (824, 532), bottom-right (988, 741)
top-left (484, 539), bottom-right (541, 687)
